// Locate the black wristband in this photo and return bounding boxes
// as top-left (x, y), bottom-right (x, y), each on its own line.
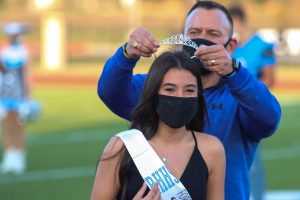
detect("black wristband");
top-left (122, 42), bottom-right (140, 60)
top-left (122, 43), bottom-right (130, 57)
top-left (222, 70), bottom-right (236, 79)
top-left (222, 57), bottom-right (240, 78)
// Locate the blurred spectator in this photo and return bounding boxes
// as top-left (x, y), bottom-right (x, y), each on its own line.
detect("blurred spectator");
top-left (0, 22), bottom-right (31, 174)
top-left (229, 4), bottom-right (278, 200)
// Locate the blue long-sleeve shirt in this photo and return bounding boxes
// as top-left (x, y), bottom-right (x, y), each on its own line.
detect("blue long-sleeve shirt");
top-left (98, 46), bottom-right (281, 200)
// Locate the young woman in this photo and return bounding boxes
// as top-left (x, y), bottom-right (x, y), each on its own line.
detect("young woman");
top-left (0, 22), bottom-right (31, 174)
top-left (91, 51), bottom-right (225, 200)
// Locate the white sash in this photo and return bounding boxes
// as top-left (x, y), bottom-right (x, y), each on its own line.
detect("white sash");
top-left (117, 129), bottom-right (192, 200)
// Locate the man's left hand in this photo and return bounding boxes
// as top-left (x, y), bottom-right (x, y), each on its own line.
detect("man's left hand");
top-left (194, 44), bottom-right (234, 76)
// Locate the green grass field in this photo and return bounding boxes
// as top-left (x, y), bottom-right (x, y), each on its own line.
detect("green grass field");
top-left (0, 86), bottom-right (129, 200)
top-left (0, 65), bottom-right (300, 199)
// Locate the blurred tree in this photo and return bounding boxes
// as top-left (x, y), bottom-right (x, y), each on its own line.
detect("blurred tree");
top-left (254, 0), bottom-right (268, 3)
top-left (3, 0), bottom-right (23, 7)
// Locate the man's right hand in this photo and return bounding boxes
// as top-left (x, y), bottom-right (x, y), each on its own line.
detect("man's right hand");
top-left (126, 27), bottom-right (160, 59)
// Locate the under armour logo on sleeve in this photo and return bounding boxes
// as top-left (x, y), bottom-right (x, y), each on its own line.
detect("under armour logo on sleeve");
top-left (211, 103), bottom-right (223, 110)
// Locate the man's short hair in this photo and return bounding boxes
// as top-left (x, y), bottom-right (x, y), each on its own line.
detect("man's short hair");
top-left (187, 0), bottom-right (233, 34)
top-left (187, 0), bottom-right (233, 26)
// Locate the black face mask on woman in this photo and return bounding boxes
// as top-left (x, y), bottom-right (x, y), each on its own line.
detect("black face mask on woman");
top-left (156, 95), bottom-right (198, 129)
top-left (182, 38), bottom-right (231, 76)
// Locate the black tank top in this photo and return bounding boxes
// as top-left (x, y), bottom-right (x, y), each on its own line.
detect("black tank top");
top-left (116, 131), bottom-right (208, 200)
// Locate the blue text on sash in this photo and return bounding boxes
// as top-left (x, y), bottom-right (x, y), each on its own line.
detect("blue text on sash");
top-left (144, 166), bottom-right (179, 193)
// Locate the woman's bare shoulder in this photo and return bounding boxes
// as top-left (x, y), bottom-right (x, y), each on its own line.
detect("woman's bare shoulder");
top-left (193, 131), bottom-right (224, 155)
top-left (101, 135), bottom-right (125, 158)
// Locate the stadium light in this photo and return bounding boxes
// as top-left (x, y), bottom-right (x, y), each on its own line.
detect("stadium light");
top-left (41, 12), bottom-right (65, 70)
top-left (120, 0), bottom-right (136, 8)
top-left (33, 0), bottom-right (65, 70)
top-left (283, 29), bottom-right (300, 56)
top-left (120, 0), bottom-right (142, 39)
top-left (34, 0), bottom-right (55, 10)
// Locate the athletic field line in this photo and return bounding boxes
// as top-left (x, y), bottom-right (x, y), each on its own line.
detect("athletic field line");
top-left (24, 129), bottom-right (300, 161)
top-left (0, 165), bottom-right (300, 200)
top-left (258, 191), bottom-right (300, 200)
top-left (0, 165), bottom-right (96, 184)
top-left (26, 129), bottom-right (114, 145)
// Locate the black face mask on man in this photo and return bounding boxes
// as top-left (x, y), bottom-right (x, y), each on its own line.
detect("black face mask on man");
top-left (156, 95), bottom-right (198, 129)
top-left (182, 38), bottom-right (231, 76)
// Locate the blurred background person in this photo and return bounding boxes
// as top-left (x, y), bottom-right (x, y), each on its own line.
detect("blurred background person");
top-left (229, 4), bottom-right (276, 87)
top-left (0, 22), bottom-right (31, 174)
top-left (229, 4), bottom-right (278, 200)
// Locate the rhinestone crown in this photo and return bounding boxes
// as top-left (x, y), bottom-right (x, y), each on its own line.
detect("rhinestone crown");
top-left (159, 34), bottom-right (198, 49)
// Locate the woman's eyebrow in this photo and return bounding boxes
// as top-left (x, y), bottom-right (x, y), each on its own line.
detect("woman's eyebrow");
top-left (185, 84), bottom-right (197, 87)
top-left (161, 83), bottom-right (176, 87)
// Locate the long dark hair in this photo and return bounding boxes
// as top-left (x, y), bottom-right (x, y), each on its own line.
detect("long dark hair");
top-left (117, 51), bottom-right (206, 199)
top-left (131, 50), bottom-right (206, 135)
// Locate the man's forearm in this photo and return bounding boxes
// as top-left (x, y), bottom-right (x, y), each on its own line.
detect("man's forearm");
top-left (225, 66), bottom-right (281, 140)
top-left (98, 46), bottom-right (140, 120)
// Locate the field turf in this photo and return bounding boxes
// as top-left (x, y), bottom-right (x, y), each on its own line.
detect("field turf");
top-left (0, 63), bottom-right (299, 199)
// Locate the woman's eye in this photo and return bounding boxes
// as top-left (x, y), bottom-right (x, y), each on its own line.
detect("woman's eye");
top-left (187, 89), bottom-right (196, 93)
top-left (165, 88), bottom-right (175, 92)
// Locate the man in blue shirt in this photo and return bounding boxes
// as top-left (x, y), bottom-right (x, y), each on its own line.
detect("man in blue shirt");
top-left (229, 4), bottom-right (277, 200)
top-left (98, 1), bottom-right (281, 200)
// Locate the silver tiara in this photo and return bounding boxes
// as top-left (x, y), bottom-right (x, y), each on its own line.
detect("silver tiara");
top-left (159, 34), bottom-right (198, 49)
